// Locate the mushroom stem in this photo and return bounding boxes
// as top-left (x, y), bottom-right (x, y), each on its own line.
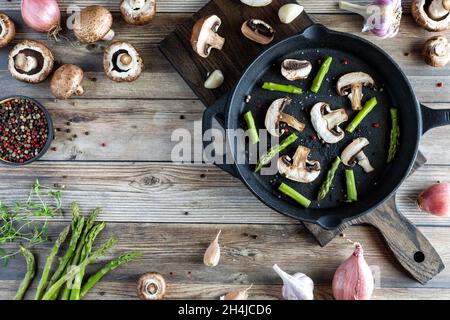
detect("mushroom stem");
top-left (208, 32), bottom-right (225, 50)
top-left (323, 109), bottom-right (348, 128)
top-left (428, 0), bottom-right (450, 20)
top-left (356, 151), bottom-right (374, 173)
top-left (102, 29), bottom-right (115, 41)
top-left (15, 53), bottom-right (38, 73)
top-left (279, 113), bottom-right (306, 133)
top-left (75, 86), bottom-right (85, 96)
top-left (445, 0), bottom-right (450, 10)
top-left (119, 53), bottom-right (133, 66)
top-left (349, 83), bottom-right (363, 110)
top-left (339, 1), bottom-right (370, 18)
top-left (292, 146), bottom-right (309, 168)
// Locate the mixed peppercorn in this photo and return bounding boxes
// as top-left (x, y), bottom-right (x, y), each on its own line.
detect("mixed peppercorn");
top-left (0, 98), bottom-right (49, 163)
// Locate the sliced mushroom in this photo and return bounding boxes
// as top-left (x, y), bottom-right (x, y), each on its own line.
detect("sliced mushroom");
top-left (51, 64), bottom-right (85, 100)
top-left (0, 11), bottom-right (15, 48)
top-left (191, 15), bottom-right (225, 58)
top-left (412, 0), bottom-right (450, 31)
top-left (310, 102), bottom-right (348, 144)
top-left (73, 6), bottom-right (115, 43)
top-left (265, 97), bottom-right (305, 137)
top-left (281, 59), bottom-right (312, 81)
top-left (241, 19), bottom-right (275, 45)
top-left (278, 146), bottom-right (321, 183)
top-left (120, 0), bottom-right (156, 26)
top-left (103, 41), bottom-right (144, 82)
top-left (336, 72), bottom-right (375, 111)
top-left (341, 137), bottom-right (374, 173)
top-left (8, 40), bottom-right (54, 84)
top-left (137, 272), bottom-right (166, 300)
top-left (240, 0), bottom-right (272, 6)
top-left (423, 35), bottom-right (449, 67)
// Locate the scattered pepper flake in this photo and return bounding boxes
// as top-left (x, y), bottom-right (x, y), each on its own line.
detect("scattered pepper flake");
top-left (437, 82), bottom-right (444, 88)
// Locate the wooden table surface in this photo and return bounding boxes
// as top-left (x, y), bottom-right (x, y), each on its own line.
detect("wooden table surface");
top-left (1, 0), bottom-right (450, 300)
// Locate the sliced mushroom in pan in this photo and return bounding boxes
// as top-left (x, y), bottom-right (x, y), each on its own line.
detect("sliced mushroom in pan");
top-left (191, 15), bottom-right (225, 58)
top-left (281, 59), bottom-right (312, 81)
top-left (310, 102), bottom-right (348, 144)
top-left (103, 41), bottom-right (144, 82)
top-left (341, 137), bottom-right (374, 173)
top-left (241, 19), bottom-right (275, 45)
top-left (336, 72), bottom-right (375, 111)
top-left (278, 146), bottom-right (321, 183)
top-left (0, 11), bottom-right (15, 48)
top-left (120, 0), bottom-right (156, 26)
top-left (8, 40), bottom-right (54, 84)
top-left (265, 97), bottom-right (305, 137)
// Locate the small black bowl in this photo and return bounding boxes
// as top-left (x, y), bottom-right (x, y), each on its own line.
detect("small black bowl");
top-left (0, 96), bottom-right (54, 166)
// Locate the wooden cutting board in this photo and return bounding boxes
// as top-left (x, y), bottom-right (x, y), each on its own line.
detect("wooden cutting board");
top-left (159, 1), bottom-right (428, 247)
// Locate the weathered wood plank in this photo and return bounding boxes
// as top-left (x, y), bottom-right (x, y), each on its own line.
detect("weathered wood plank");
top-left (0, 0), bottom-right (416, 14)
top-left (0, 223), bottom-right (449, 300)
top-left (0, 162), bottom-right (448, 226)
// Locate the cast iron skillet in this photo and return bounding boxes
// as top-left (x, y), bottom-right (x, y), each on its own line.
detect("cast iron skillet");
top-left (203, 24), bottom-right (448, 283)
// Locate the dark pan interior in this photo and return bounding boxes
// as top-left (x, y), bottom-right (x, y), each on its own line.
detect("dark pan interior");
top-left (226, 25), bottom-right (421, 229)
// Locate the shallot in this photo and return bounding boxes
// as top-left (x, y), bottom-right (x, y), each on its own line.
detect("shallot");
top-left (21, 0), bottom-right (61, 36)
top-left (272, 264), bottom-right (314, 300)
top-left (418, 182), bottom-right (450, 217)
top-left (332, 242), bottom-right (374, 300)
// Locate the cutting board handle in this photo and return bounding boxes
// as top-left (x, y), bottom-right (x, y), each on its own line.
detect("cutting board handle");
top-left (359, 199), bottom-right (445, 284)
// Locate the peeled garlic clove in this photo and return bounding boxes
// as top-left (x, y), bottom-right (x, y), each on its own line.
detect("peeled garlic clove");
top-left (203, 230), bottom-right (221, 267)
top-left (220, 285), bottom-right (253, 300)
top-left (278, 3), bottom-right (304, 24)
top-left (204, 70), bottom-right (224, 89)
top-left (418, 182), bottom-right (450, 217)
top-left (273, 264), bottom-right (314, 300)
top-left (240, 0), bottom-right (272, 7)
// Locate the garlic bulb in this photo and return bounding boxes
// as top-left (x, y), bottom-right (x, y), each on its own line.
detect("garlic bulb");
top-left (332, 243), bottom-right (374, 300)
top-left (278, 4), bottom-right (304, 24)
top-left (203, 230), bottom-right (221, 267)
top-left (220, 285), bottom-right (253, 300)
top-left (272, 264), bottom-right (314, 300)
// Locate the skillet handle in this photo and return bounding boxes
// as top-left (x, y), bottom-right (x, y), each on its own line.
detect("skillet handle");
top-left (421, 104), bottom-right (450, 134)
top-left (358, 198), bottom-right (444, 284)
top-left (202, 95), bottom-right (239, 179)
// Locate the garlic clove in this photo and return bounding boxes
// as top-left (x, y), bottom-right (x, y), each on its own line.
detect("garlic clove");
top-left (240, 0), bottom-right (272, 7)
top-left (273, 264), bottom-right (314, 300)
top-left (204, 70), bottom-right (224, 89)
top-left (418, 182), bottom-right (450, 217)
top-left (220, 284), bottom-right (253, 300)
top-left (278, 4), bottom-right (304, 24)
top-left (203, 230), bottom-right (221, 267)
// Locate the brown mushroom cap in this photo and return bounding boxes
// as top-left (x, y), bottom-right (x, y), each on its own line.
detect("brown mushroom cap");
top-left (103, 41), bottom-right (144, 82)
top-left (423, 35), bottom-right (450, 67)
top-left (120, 0), bottom-right (156, 26)
top-left (412, 0), bottom-right (450, 31)
top-left (51, 64), bottom-right (85, 100)
top-left (191, 15), bottom-right (225, 58)
top-left (8, 40), bottom-right (54, 84)
top-left (0, 11), bottom-right (15, 48)
top-left (137, 272), bottom-right (166, 300)
top-left (74, 6), bottom-right (115, 43)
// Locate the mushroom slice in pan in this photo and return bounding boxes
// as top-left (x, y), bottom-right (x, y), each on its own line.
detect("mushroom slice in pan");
top-left (241, 19), bottom-right (275, 45)
top-left (281, 59), bottom-right (312, 81)
top-left (341, 137), bottom-right (374, 173)
top-left (412, 0), bottom-right (450, 32)
top-left (51, 64), bottom-right (85, 100)
top-left (103, 41), bottom-right (144, 82)
top-left (265, 97), bottom-right (305, 137)
top-left (336, 72), bottom-right (375, 111)
top-left (120, 0), bottom-right (156, 26)
top-left (8, 40), bottom-right (54, 84)
top-left (278, 146), bottom-right (321, 183)
top-left (73, 6), bottom-right (115, 43)
top-left (191, 15), bottom-right (225, 58)
top-left (0, 11), bottom-right (15, 48)
top-left (310, 102), bottom-right (348, 144)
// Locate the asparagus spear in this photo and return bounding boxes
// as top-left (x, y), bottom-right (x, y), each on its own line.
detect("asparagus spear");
top-left (345, 169), bottom-right (358, 202)
top-left (279, 183), bottom-right (311, 208)
top-left (80, 252), bottom-right (142, 299)
top-left (387, 108), bottom-right (399, 163)
top-left (35, 225), bottom-right (70, 300)
top-left (262, 82), bottom-right (303, 94)
top-left (255, 133), bottom-right (298, 172)
top-left (317, 157), bottom-right (342, 201)
top-left (311, 56), bottom-right (333, 93)
top-left (244, 111), bottom-right (260, 145)
top-left (346, 97), bottom-right (378, 133)
top-left (14, 245), bottom-right (35, 300)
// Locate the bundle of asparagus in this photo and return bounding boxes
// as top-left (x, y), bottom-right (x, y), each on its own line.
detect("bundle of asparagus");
top-left (15, 202), bottom-right (141, 300)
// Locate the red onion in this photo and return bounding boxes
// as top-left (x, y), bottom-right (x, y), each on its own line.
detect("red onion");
top-left (21, 0), bottom-right (61, 33)
top-left (418, 182), bottom-right (450, 217)
top-left (332, 243), bottom-right (374, 300)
